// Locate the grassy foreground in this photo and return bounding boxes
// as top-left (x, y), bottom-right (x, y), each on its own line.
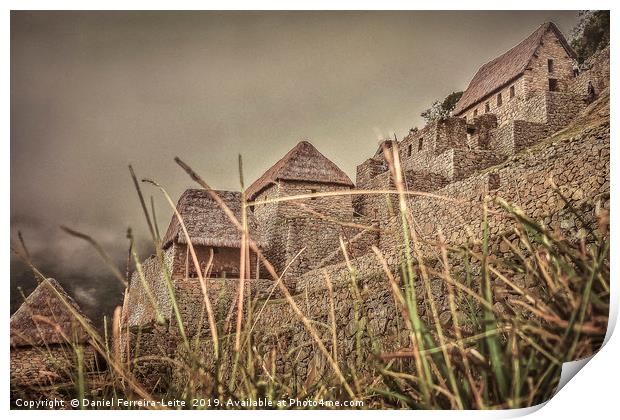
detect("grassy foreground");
top-left (11, 143), bottom-right (609, 410)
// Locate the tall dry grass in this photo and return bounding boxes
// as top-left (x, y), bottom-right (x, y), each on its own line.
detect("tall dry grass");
top-left (10, 145), bottom-right (609, 409)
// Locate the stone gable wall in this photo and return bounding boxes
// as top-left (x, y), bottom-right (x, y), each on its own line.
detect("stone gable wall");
top-left (253, 180), bottom-right (353, 280)
top-left (525, 29), bottom-right (576, 97)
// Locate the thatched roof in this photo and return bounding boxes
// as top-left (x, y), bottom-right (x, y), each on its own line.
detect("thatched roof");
top-left (246, 140), bottom-right (354, 200)
top-left (10, 279), bottom-right (92, 348)
top-left (454, 22), bottom-right (576, 115)
top-left (162, 189), bottom-right (264, 249)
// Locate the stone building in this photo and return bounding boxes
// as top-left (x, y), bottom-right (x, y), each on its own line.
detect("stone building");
top-left (247, 140), bottom-right (355, 286)
top-left (453, 22), bottom-right (578, 125)
top-left (355, 22), bottom-right (609, 224)
top-left (10, 279), bottom-right (99, 402)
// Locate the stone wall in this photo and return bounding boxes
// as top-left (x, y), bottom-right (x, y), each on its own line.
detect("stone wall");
top-left (317, 217), bottom-right (380, 267)
top-left (400, 122), bottom-right (436, 159)
top-left (396, 122), bottom-right (609, 256)
top-left (253, 180), bottom-right (353, 284)
top-left (545, 91), bottom-right (587, 132)
top-left (125, 248), bottom-right (175, 328)
top-left (462, 77), bottom-right (528, 123)
top-left (400, 146), bottom-right (437, 176)
top-left (434, 117), bottom-right (469, 154)
top-left (493, 120), bottom-right (548, 157)
top-left (482, 89), bottom-right (586, 158)
top-left (452, 149), bottom-right (503, 181)
top-left (353, 170), bottom-right (397, 224)
top-left (405, 170), bottom-right (448, 192)
top-left (400, 117), bottom-right (469, 161)
top-left (251, 183), bottom-right (280, 250)
top-left (124, 276), bottom-right (286, 390)
top-left (524, 29), bottom-right (576, 97)
top-left (571, 46), bottom-right (610, 98)
top-left (356, 117), bottom-right (502, 202)
top-left (280, 217), bottom-right (344, 286)
top-left (171, 277), bottom-right (284, 336)
top-left (386, 118), bottom-right (492, 186)
top-left (277, 180), bottom-right (353, 219)
top-left (356, 157), bottom-right (388, 188)
top-left (467, 114), bottom-right (498, 149)
top-left (172, 260), bottom-right (410, 385)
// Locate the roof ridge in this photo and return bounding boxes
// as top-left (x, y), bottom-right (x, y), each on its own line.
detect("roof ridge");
top-left (246, 139), bottom-right (353, 199)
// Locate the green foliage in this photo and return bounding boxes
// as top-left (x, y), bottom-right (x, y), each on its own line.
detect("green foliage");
top-left (421, 91), bottom-right (463, 123)
top-left (441, 91), bottom-right (464, 114)
top-left (571, 11), bottom-right (610, 64)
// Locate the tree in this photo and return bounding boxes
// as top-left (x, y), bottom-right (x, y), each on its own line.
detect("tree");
top-left (570, 10), bottom-right (610, 64)
top-left (420, 91), bottom-right (463, 123)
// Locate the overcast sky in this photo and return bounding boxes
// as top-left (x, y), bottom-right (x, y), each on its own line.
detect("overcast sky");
top-left (10, 10), bottom-right (580, 321)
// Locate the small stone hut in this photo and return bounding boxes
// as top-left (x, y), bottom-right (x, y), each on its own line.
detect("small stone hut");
top-left (247, 140), bottom-right (355, 284)
top-left (10, 278), bottom-right (99, 401)
top-left (162, 189), bottom-right (263, 280)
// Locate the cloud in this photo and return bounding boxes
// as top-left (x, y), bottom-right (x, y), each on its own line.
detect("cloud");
top-left (10, 215), bottom-right (150, 325)
top-left (73, 285), bottom-right (99, 308)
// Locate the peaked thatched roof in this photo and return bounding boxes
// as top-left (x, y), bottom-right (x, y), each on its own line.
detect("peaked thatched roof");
top-left (10, 279), bottom-right (92, 348)
top-left (162, 189), bottom-right (264, 249)
top-left (246, 140), bottom-right (354, 200)
top-left (454, 22), bottom-right (576, 115)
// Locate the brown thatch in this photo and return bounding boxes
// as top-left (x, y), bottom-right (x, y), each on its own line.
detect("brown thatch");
top-left (10, 279), bottom-right (92, 348)
top-left (246, 140), bottom-right (354, 200)
top-left (454, 22), bottom-right (576, 115)
top-left (162, 189), bottom-right (264, 249)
